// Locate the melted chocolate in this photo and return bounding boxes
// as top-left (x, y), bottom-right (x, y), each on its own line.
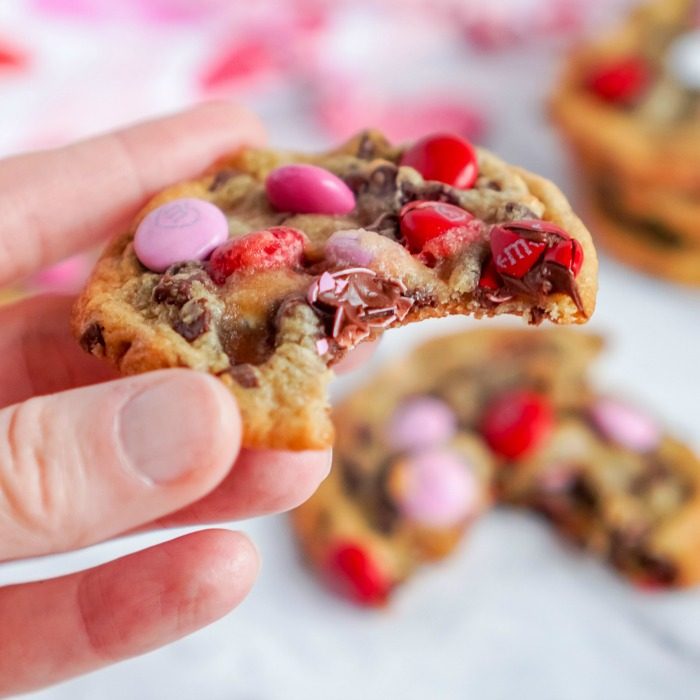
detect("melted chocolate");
top-left (226, 364), bottom-right (261, 389)
top-left (308, 269), bottom-right (413, 351)
top-left (173, 299), bottom-right (210, 341)
top-left (80, 323), bottom-right (106, 356)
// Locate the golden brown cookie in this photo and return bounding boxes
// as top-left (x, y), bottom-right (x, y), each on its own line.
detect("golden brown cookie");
top-left (552, 0), bottom-right (700, 284)
top-left (73, 131), bottom-right (597, 450)
top-left (292, 328), bottom-right (700, 605)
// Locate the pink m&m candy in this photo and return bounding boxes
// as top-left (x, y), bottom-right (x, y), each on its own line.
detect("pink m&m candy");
top-left (324, 230), bottom-right (374, 267)
top-left (589, 397), bottom-right (661, 453)
top-left (265, 164), bottom-right (356, 215)
top-left (134, 198), bottom-right (229, 272)
top-left (386, 396), bottom-right (457, 452)
top-left (388, 449), bottom-right (479, 528)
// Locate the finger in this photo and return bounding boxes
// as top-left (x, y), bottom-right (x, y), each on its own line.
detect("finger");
top-left (0, 101), bottom-right (266, 286)
top-left (334, 340), bottom-right (378, 374)
top-left (0, 295), bottom-right (117, 409)
top-left (0, 370), bottom-right (241, 560)
top-left (154, 448), bottom-right (331, 528)
top-left (0, 529), bottom-right (258, 697)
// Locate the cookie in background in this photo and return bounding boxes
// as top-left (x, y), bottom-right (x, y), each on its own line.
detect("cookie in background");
top-left (552, 0), bottom-right (700, 285)
top-left (292, 328), bottom-right (700, 606)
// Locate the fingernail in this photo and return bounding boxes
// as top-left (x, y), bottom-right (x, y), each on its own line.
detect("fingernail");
top-left (119, 374), bottom-right (219, 484)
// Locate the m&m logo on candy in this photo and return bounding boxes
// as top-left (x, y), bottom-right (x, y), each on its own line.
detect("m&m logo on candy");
top-left (134, 198), bottom-right (229, 272)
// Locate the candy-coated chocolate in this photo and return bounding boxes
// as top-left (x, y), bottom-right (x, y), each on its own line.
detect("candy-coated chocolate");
top-left (480, 390), bottom-right (554, 459)
top-left (668, 30), bottom-right (700, 90)
top-left (134, 198), bottom-right (229, 272)
top-left (419, 224), bottom-right (483, 267)
top-left (399, 200), bottom-right (475, 253)
top-left (265, 164), bottom-right (356, 215)
top-left (585, 56), bottom-right (650, 104)
top-left (389, 449), bottom-right (479, 528)
top-left (589, 398), bottom-right (661, 453)
top-left (490, 226), bottom-right (546, 278)
top-left (208, 226), bottom-right (307, 284)
top-left (325, 542), bottom-right (391, 607)
top-left (400, 133), bottom-right (479, 189)
top-left (544, 238), bottom-right (584, 277)
top-left (386, 396), bottom-right (457, 451)
top-left (324, 230), bottom-right (374, 267)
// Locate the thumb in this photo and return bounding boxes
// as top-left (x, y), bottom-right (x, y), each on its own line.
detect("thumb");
top-left (0, 370), bottom-right (241, 560)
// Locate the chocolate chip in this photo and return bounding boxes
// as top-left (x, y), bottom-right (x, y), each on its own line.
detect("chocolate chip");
top-left (498, 201), bottom-right (538, 221)
top-left (341, 460), bottom-right (365, 496)
top-left (80, 322), bottom-right (106, 355)
top-left (228, 363), bottom-right (260, 389)
top-left (153, 263), bottom-right (212, 307)
top-left (208, 169), bottom-right (238, 192)
top-left (400, 180), bottom-right (461, 207)
top-left (528, 306), bottom-right (546, 326)
top-left (173, 299), bottom-right (210, 341)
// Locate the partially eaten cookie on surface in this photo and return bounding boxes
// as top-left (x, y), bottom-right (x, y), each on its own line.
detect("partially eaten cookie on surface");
top-left (73, 131), bottom-right (598, 449)
top-left (292, 329), bottom-right (700, 606)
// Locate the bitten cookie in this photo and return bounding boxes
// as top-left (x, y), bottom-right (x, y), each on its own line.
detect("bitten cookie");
top-left (291, 328), bottom-right (700, 606)
top-left (552, 0), bottom-right (700, 285)
top-left (73, 130), bottom-right (597, 450)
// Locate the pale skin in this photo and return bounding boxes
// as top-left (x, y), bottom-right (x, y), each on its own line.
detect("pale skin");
top-left (0, 102), bottom-right (373, 696)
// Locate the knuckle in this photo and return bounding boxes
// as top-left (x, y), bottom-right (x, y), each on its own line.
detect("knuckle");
top-left (0, 398), bottom-right (87, 555)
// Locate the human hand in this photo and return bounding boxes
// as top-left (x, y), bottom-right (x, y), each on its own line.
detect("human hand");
top-left (0, 103), bottom-right (332, 696)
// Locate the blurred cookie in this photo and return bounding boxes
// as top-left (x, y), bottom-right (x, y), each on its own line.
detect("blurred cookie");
top-left (552, 0), bottom-right (700, 284)
top-left (292, 328), bottom-right (700, 605)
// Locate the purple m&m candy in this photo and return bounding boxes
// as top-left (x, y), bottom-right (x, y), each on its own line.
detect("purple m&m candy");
top-left (589, 397), bottom-right (661, 453)
top-left (389, 449), bottom-right (479, 528)
top-left (265, 164), bottom-right (356, 215)
top-left (134, 198), bottom-right (229, 272)
top-left (386, 396), bottom-right (457, 452)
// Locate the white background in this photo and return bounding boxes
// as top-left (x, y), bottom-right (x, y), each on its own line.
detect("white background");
top-left (2, 1), bottom-right (700, 698)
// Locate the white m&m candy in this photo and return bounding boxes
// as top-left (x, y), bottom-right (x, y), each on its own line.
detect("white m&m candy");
top-left (668, 30), bottom-right (700, 91)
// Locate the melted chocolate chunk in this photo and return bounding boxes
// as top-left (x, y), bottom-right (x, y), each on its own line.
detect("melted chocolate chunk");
top-left (498, 201), bottom-right (538, 222)
top-left (476, 221), bottom-right (585, 316)
top-left (173, 299), bottom-right (210, 341)
top-left (80, 322), bottom-right (106, 356)
top-left (227, 363), bottom-right (260, 389)
top-left (153, 263), bottom-right (212, 308)
top-left (400, 180), bottom-right (462, 207)
top-left (307, 269), bottom-right (413, 351)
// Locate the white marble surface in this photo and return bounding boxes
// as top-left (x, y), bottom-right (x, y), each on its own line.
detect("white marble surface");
top-left (3, 2), bottom-right (700, 698)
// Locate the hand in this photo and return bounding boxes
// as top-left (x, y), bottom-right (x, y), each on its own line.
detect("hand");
top-left (0, 103), bottom-right (332, 697)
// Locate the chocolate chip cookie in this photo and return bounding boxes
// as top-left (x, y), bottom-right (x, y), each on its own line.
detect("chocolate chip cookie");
top-left (73, 130), bottom-right (597, 450)
top-left (292, 328), bottom-right (700, 605)
top-left (552, 0), bottom-right (700, 285)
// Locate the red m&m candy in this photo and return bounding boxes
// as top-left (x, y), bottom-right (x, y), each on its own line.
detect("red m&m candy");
top-left (544, 238), bottom-right (584, 277)
top-left (401, 133), bottom-right (479, 189)
top-left (399, 200), bottom-right (475, 253)
top-left (585, 57), bottom-right (650, 105)
top-left (490, 226), bottom-right (546, 278)
top-left (208, 226), bottom-right (307, 284)
top-left (324, 542), bottom-right (391, 607)
top-left (480, 390), bottom-right (554, 460)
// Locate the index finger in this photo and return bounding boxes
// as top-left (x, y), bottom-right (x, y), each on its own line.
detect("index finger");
top-left (0, 102), bottom-right (265, 286)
